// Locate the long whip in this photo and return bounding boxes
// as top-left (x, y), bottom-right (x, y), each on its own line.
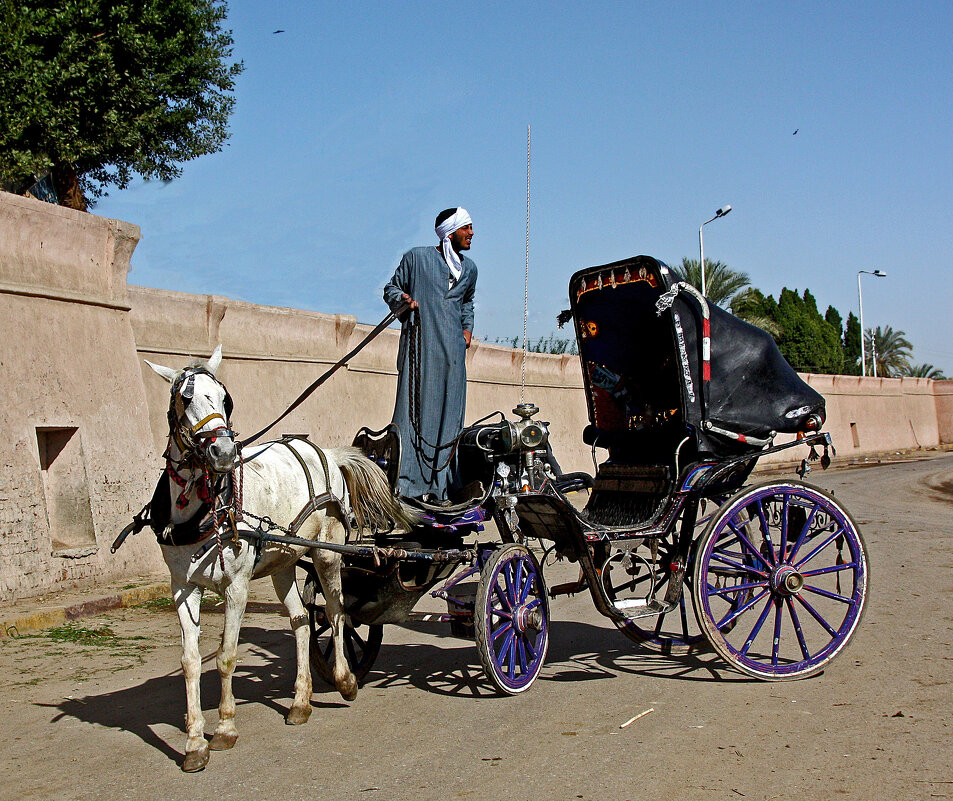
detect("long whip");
top-left (240, 302), bottom-right (410, 447)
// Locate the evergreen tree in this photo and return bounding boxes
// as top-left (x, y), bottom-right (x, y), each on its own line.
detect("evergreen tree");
top-left (824, 306), bottom-right (843, 338)
top-left (0, 0), bottom-right (243, 208)
top-left (767, 288), bottom-right (844, 374)
top-left (843, 312), bottom-right (862, 375)
top-left (825, 304), bottom-right (847, 371)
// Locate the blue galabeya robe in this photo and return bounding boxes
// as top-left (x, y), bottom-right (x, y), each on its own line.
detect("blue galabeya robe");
top-left (384, 246), bottom-right (477, 500)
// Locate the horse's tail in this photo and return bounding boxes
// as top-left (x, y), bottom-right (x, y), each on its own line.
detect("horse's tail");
top-left (330, 447), bottom-right (420, 532)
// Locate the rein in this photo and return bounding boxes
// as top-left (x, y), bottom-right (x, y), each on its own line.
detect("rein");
top-left (241, 303), bottom-right (411, 448)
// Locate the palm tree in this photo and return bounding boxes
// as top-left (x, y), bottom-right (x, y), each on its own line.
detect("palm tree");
top-left (904, 363), bottom-right (947, 380)
top-left (864, 325), bottom-right (912, 377)
top-left (673, 258), bottom-right (780, 336)
top-left (674, 258), bottom-right (750, 306)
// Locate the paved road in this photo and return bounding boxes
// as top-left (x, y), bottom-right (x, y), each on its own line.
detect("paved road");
top-left (2, 456), bottom-right (951, 801)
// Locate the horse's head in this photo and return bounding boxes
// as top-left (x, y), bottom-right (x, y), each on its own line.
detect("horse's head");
top-left (146, 345), bottom-right (238, 473)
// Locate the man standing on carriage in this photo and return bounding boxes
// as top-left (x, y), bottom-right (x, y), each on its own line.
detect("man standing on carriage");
top-left (383, 207), bottom-right (477, 503)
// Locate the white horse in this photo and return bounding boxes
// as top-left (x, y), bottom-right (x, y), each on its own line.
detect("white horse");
top-left (145, 347), bottom-right (415, 772)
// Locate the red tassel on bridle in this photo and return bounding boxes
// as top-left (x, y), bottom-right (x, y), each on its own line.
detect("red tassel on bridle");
top-left (167, 462), bottom-right (214, 509)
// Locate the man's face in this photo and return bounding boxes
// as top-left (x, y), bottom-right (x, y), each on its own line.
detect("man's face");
top-left (450, 224), bottom-right (473, 252)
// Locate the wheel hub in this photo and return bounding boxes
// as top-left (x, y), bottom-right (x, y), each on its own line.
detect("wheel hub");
top-left (770, 564), bottom-right (804, 596)
top-left (514, 604), bottom-right (542, 633)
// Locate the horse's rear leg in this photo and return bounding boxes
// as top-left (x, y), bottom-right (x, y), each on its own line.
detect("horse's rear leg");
top-left (272, 567), bottom-right (313, 724)
top-left (313, 546), bottom-right (358, 701)
top-left (208, 579), bottom-right (248, 752)
top-left (174, 584), bottom-right (209, 772)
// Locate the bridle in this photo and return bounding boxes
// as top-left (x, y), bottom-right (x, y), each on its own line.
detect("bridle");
top-left (164, 368), bottom-right (244, 565)
top-left (166, 367), bottom-right (237, 470)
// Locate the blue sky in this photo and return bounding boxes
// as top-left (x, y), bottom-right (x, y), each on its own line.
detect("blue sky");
top-left (94, 1), bottom-right (953, 374)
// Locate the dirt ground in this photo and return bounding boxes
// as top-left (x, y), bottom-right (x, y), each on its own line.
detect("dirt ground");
top-left (1, 455), bottom-right (951, 801)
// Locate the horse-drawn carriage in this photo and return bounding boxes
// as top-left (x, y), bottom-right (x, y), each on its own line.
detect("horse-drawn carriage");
top-left (122, 254), bottom-right (868, 770)
top-left (300, 254), bottom-right (868, 691)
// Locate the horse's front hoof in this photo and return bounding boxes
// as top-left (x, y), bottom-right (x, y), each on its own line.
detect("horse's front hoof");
top-left (209, 731), bottom-right (238, 750)
top-left (182, 745), bottom-right (210, 773)
top-left (285, 704), bottom-right (312, 726)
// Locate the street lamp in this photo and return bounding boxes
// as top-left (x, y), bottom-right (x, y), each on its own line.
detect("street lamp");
top-left (699, 205), bottom-right (732, 296)
top-left (857, 269), bottom-right (887, 377)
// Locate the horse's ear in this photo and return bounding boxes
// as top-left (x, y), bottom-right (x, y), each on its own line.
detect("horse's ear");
top-left (145, 359), bottom-right (177, 383)
top-left (207, 345), bottom-right (223, 375)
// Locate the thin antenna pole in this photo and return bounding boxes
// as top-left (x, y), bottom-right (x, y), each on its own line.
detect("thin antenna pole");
top-left (521, 124), bottom-right (530, 403)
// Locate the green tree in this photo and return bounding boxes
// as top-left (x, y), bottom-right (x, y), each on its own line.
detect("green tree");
top-left (865, 325), bottom-right (912, 377)
top-left (725, 286), bottom-right (781, 337)
top-left (674, 258), bottom-right (750, 306)
top-left (905, 363), bottom-right (947, 379)
top-left (0, 0), bottom-right (243, 209)
top-left (843, 312), bottom-right (862, 375)
top-left (824, 306), bottom-right (843, 339)
top-left (768, 288), bottom-right (844, 374)
top-left (674, 258), bottom-right (781, 335)
top-left (493, 334), bottom-right (578, 355)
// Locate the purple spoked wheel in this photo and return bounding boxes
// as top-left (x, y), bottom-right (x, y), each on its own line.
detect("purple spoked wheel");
top-left (693, 481), bottom-right (868, 680)
top-left (308, 604), bottom-right (383, 686)
top-left (475, 543), bottom-right (550, 695)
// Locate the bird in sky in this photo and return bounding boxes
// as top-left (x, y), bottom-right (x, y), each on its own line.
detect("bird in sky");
top-left (273, 29), bottom-right (285, 34)
top-left (793, 129), bottom-right (799, 135)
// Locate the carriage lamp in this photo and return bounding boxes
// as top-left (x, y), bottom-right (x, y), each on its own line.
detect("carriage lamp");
top-left (513, 402), bottom-right (539, 419)
top-left (465, 403), bottom-right (549, 457)
top-left (512, 403), bottom-right (548, 450)
top-left (516, 421), bottom-right (546, 449)
top-left (802, 413), bottom-right (824, 432)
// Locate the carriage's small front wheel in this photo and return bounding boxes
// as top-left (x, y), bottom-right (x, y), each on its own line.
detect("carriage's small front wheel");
top-left (693, 480), bottom-right (868, 680)
top-left (475, 543), bottom-right (550, 695)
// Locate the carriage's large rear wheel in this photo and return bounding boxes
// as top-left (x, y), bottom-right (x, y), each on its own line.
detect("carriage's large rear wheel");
top-left (475, 543), bottom-right (550, 695)
top-left (693, 481), bottom-right (868, 680)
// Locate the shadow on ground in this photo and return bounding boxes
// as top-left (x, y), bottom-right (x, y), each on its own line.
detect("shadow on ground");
top-left (39, 616), bottom-right (753, 763)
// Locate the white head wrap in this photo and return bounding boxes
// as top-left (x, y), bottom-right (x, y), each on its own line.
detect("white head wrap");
top-left (435, 207), bottom-right (472, 284)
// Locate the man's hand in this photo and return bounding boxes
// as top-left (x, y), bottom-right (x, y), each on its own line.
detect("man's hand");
top-left (463, 330), bottom-right (472, 348)
top-left (401, 292), bottom-right (419, 311)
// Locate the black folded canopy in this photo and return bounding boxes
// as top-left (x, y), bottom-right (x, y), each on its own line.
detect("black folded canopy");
top-left (568, 256), bottom-right (825, 460)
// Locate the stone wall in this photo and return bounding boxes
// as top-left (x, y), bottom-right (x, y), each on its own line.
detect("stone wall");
top-left (1, 189), bottom-right (950, 601)
top-left (934, 380), bottom-right (953, 445)
top-left (0, 193), bottom-right (164, 601)
top-left (760, 373), bottom-right (944, 465)
top-left (128, 286), bottom-right (591, 472)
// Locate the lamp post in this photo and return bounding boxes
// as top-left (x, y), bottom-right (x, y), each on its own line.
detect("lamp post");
top-left (857, 269), bottom-right (887, 377)
top-left (699, 205), bottom-right (732, 296)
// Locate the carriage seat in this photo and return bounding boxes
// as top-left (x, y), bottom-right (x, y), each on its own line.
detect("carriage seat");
top-left (582, 424), bottom-right (676, 527)
top-left (583, 461), bottom-right (672, 528)
top-left (352, 425), bottom-right (401, 490)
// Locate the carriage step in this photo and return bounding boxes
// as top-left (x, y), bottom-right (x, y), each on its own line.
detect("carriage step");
top-left (612, 597), bottom-right (677, 620)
